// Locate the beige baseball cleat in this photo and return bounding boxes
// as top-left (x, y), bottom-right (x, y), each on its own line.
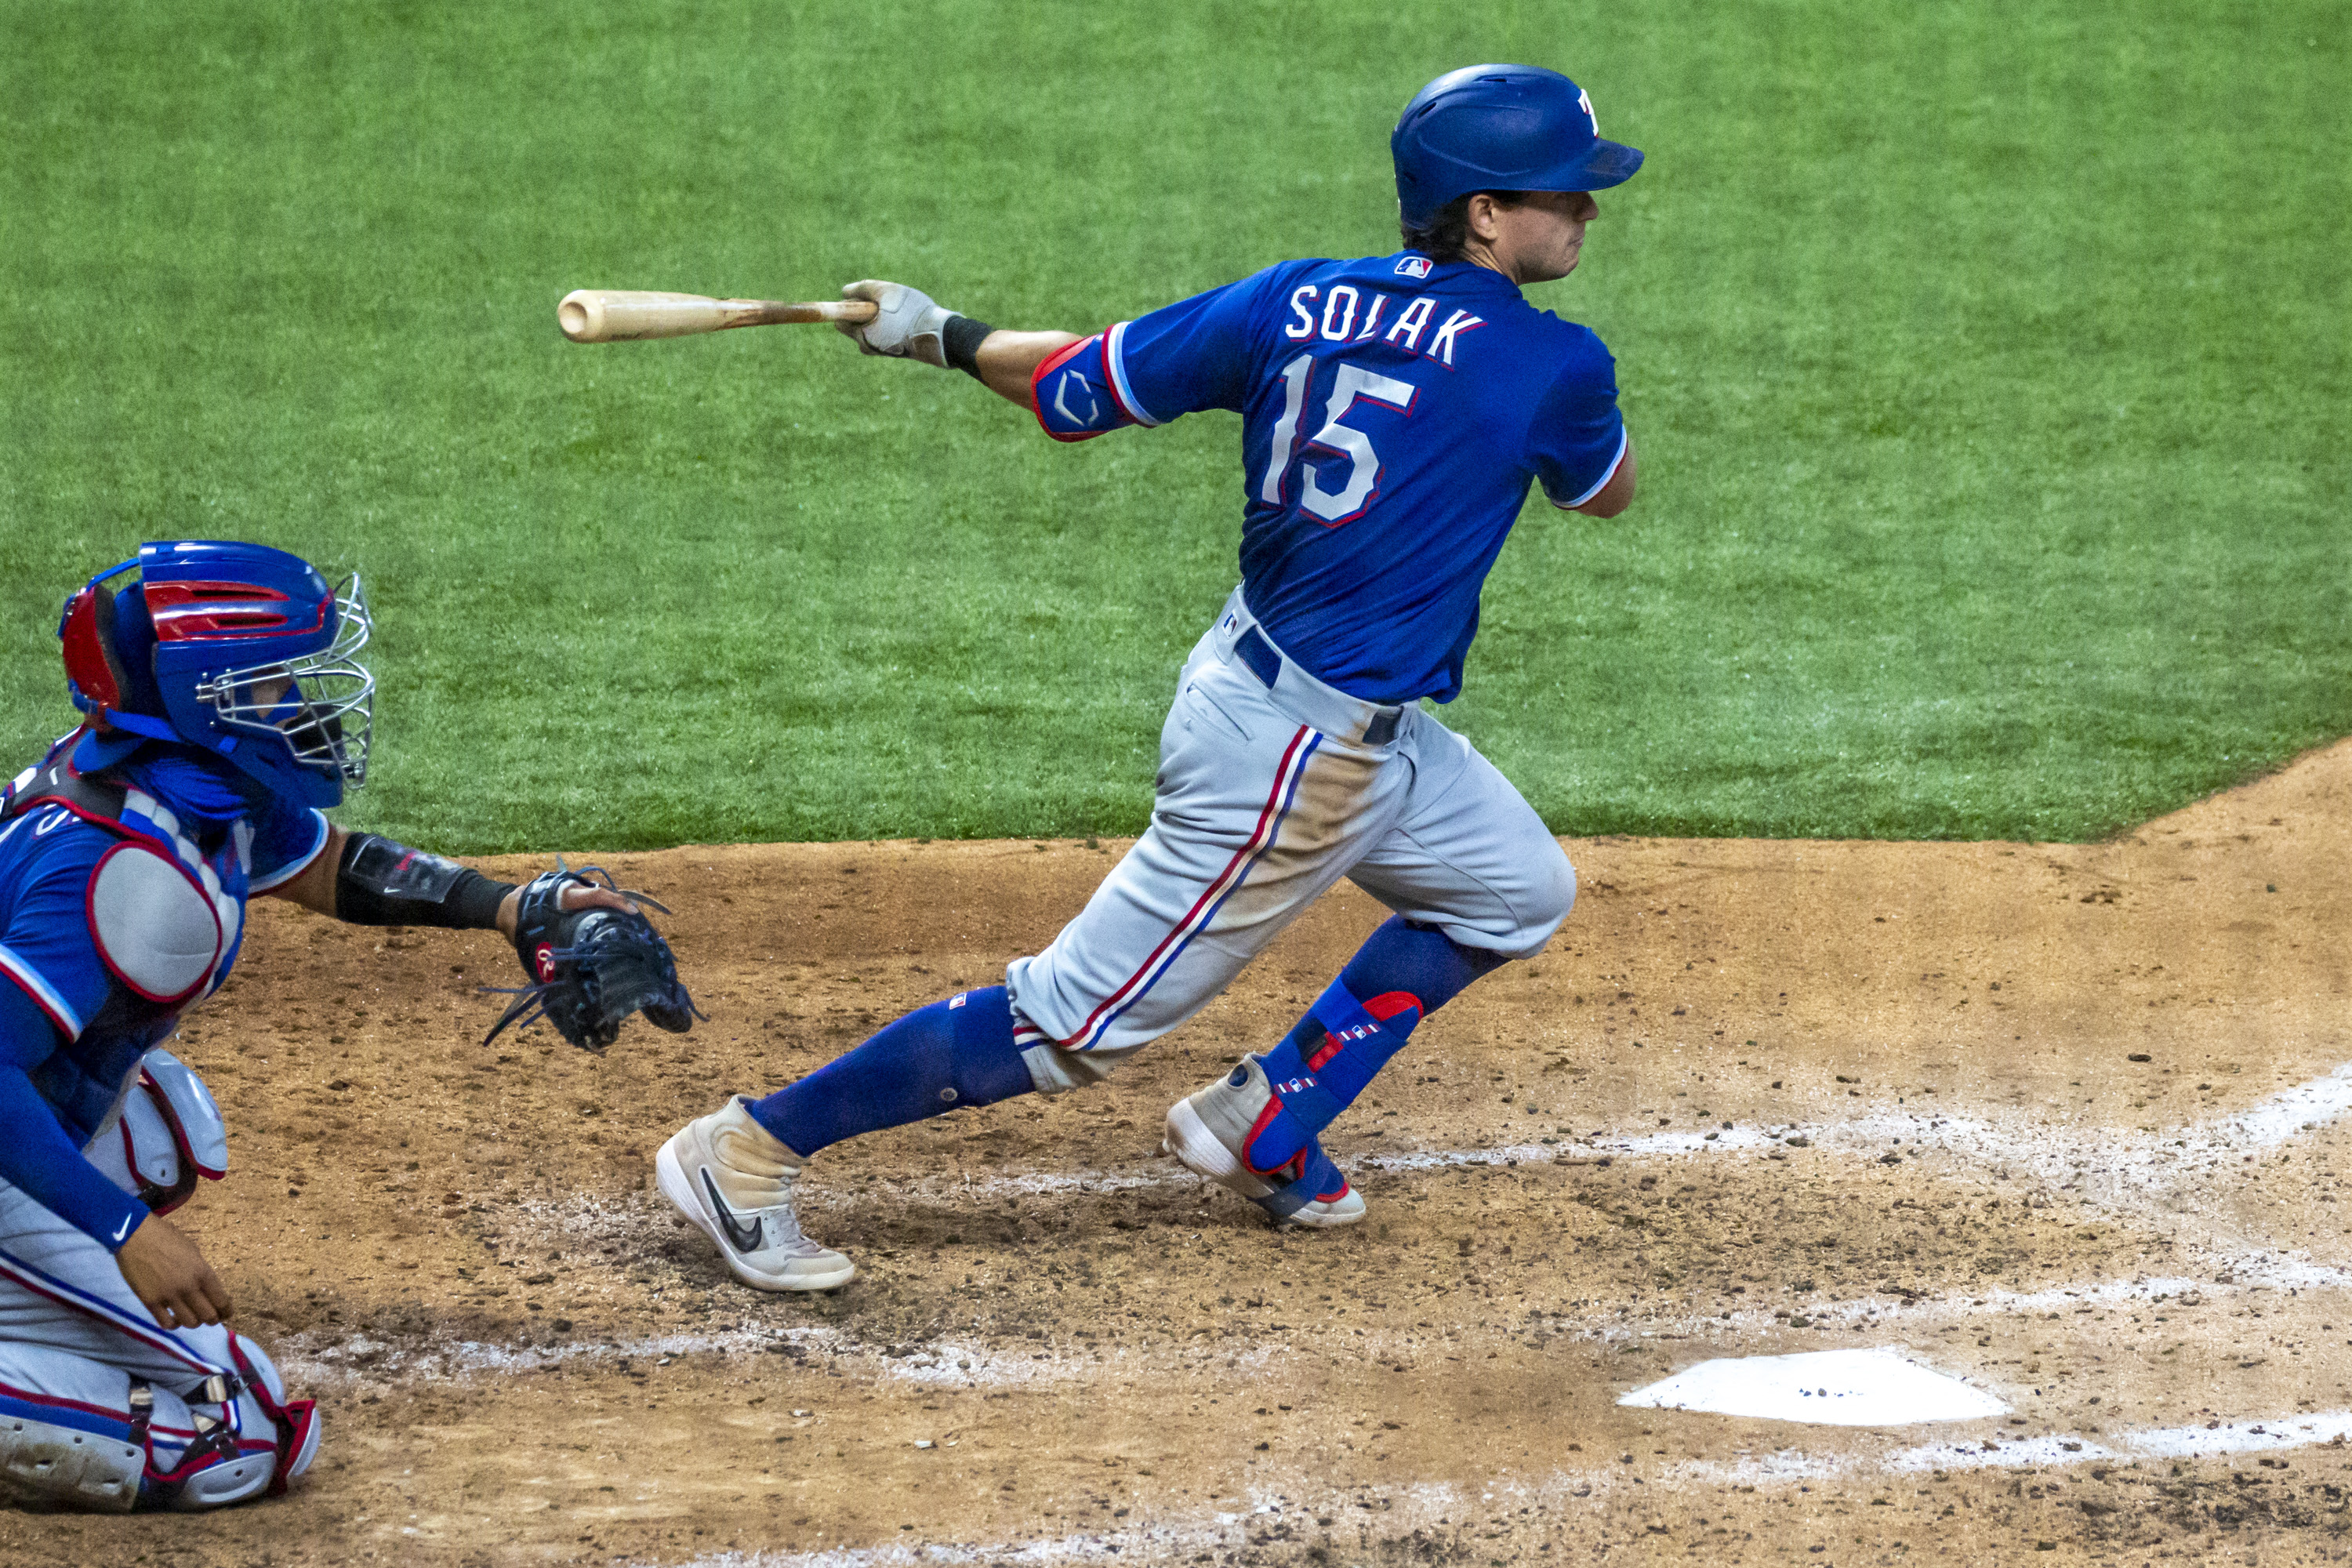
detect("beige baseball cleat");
top-left (655, 1098), bottom-right (856, 1291)
top-left (1163, 1054), bottom-right (1367, 1228)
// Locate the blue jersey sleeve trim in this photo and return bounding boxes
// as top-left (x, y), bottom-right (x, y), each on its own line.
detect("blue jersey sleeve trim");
top-left (1552, 426), bottom-right (1629, 510)
top-left (248, 808), bottom-right (330, 892)
top-left (0, 946), bottom-right (86, 1041)
top-left (1102, 321), bottom-right (1164, 427)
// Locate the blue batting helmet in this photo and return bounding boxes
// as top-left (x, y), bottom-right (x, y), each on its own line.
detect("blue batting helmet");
top-left (1392, 65), bottom-right (1644, 230)
top-left (58, 540), bottom-right (375, 808)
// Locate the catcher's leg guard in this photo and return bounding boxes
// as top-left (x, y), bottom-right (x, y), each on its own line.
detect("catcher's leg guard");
top-left (0, 1410), bottom-right (146, 1512)
top-left (0, 1340), bottom-right (149, 1512)
top-left (748, 985), bottom-right (1031, 1158)
top-left (143, 1334), bottom-right (319, 1510)
top-left (0, 1178), bottom-right (317, 1513)
top-left (226, 1335), bottom-right (321, 1501)
top-left (0, 1331), bottom-right (313, 1513)
top-left (1240, 917), bottom-right (1508, 1176)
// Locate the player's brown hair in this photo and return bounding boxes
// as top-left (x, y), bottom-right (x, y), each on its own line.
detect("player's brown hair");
top-left (1399, 190), bottom-right (1529, 264)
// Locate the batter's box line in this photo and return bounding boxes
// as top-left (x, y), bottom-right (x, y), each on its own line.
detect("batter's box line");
top-left (279, 1255), bottom-right (2347, 1392)
top-left (628, 1407), bottom-right (2352, 1568)
top-left (456, 1061), bottom-right (2352, 1235)
top-left (1638, 1260), bottom-right (2352, 1345)
top-left (916, 1056), bottom-right (2352, 1203)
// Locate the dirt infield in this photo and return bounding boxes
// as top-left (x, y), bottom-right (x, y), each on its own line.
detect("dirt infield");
top-left (7, 743), bottom-right (2352, 1566)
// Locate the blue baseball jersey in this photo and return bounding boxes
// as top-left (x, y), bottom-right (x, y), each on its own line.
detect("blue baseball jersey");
top-left (1033, 252), bottom-right (1626, 704)
top-left (0, 744), bottom-right (327, 1248)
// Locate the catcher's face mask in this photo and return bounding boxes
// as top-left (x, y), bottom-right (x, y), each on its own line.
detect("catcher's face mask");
top-left (194, 573), bottom-right (376, 789)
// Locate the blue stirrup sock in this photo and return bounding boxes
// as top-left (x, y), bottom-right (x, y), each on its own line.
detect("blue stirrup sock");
top-left (747, 985), bottom-right (1033, 1159)
top-left (1243, 917), bottom-right (1509, 1177)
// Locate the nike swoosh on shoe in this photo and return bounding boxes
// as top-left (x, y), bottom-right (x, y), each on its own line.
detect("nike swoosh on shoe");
top-left (701, 1168), bottom-right (765, 1254)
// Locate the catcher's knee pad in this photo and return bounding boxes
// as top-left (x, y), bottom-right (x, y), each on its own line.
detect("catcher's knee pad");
top-left (225, 1335), bottom-right (321, 1501)
top-left (79, 1047), bottom-right (228, 1217)
top-left (1243, 978), bottom-right (1423, 1176)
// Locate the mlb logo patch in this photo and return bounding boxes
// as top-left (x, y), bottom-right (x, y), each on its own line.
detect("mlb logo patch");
top-left (1396, 256), bottom-right (1432, 279)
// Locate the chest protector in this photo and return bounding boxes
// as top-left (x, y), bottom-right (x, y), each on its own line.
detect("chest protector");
top-left (1, 747), bottom-right (252, 1149)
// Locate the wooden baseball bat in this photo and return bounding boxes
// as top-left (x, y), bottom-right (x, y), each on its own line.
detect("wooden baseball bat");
top-left (557, 290), bottom-right (880, 343)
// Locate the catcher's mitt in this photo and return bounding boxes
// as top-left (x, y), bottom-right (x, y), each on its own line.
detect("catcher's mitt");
top-left (483, 861), bottom-right (703, 1051)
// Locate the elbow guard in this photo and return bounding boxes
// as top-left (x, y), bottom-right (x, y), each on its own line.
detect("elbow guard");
top-left (334, 833), bottom-right (512, 929)
top-left (1031, 332), bottom-right (1142, 442)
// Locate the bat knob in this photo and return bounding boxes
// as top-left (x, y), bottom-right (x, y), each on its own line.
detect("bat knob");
top-left (557, 291), bottom-right (602, 343)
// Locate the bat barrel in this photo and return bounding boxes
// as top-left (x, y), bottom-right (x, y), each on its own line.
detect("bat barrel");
top-left (558, 290), bottom-right (879, 343)
top-left (558, 290), bottom-right (728, 343)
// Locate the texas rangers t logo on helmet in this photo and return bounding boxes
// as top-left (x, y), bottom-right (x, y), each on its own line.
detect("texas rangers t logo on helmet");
top-left (1578, 87), bottom-right (1597, 133)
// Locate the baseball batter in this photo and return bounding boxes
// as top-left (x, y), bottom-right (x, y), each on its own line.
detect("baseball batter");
top-left (659, 64), bottom-right (1641, 1290)
top-left (0, 540), bottom-right (634, 1510)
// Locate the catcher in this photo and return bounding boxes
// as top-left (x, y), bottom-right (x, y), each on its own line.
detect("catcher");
top-left (0, 539), bottom-right (695, 1512)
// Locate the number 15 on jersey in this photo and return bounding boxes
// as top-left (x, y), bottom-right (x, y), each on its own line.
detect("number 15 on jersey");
top-left (1261, 354), bottom-right (1420, 528)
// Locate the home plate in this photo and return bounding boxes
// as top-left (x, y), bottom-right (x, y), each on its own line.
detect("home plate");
top-left (1620, 1348), bottom-right (2008, 1427)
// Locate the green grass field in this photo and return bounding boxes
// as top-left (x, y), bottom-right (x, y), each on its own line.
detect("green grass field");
top-left (3, 1), bottom-right (2345, 851)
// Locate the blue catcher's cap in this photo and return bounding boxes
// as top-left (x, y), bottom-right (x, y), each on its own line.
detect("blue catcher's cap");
top-left (1392, 64), bottom-right (1644, 230)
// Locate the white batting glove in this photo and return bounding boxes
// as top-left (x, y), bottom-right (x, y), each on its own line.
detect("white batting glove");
top-left (838, 279), bottom-right (955, 368)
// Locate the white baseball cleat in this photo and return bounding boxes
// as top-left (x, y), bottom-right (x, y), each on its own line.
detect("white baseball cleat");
top-left (1163, 1054), bottom-right (1367, 1228)
top-left (656, 1098), bottom-right (856, 1292)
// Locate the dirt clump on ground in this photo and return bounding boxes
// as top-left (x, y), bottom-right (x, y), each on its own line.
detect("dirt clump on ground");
top-left (5, 743), bottom-right (2352, 1566)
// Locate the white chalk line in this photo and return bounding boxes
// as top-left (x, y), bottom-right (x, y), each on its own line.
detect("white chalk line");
top-left (1358, 1058), bottom-right (2352, 1190)
top-left (284, 1060), bottom-right (2352, 1389)
top-left (309, 1065), bottom-right (2352, 1560)
top-left (1662, 1262), bottom-right (2351, 1345)
top-left (282, 1321), bottom-right (1286, 1391)
top-left (282, 1323), bottom-right (831, 1384)
top-left (1689, 1406), bottom-right (2352, 1482)
top-left (488, 1057), bottom-right (2352, 1221)
top-left (281, 1261), bottom-right (2343, 1396)
top-left (918, 1057), bottom-right (2352, 1198)
top-left (622, 1407), bottom-right (2352, 1568)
